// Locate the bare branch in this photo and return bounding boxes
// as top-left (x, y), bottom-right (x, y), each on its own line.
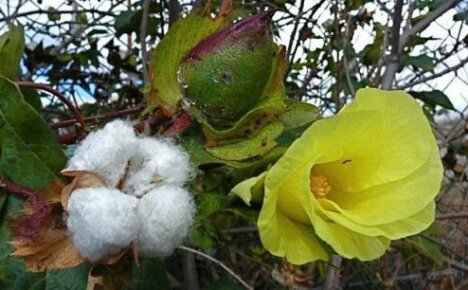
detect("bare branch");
top-left (0, 9), bottom-right (114, 22)
top-left (381, 0), bottom-right (403, 89)
top-left (179, 246), bottom-right (254, 290)
top-left (140, 0), bottom-right (152, 84)
top-left (399, 0), bottom-right (459, 52)
top-left (16, 81), bottom-right (85, 130)
top-left (397, 57), bottom-right (468, 89)
top-left (324, 255), bottom-right (342, 290)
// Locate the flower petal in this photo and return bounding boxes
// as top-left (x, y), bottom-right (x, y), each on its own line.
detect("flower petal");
top-left (324, 148), bottom-right (441, 225)
top-left (314, 88), bottom-right (439, 192)
top-left (318, 200), bottom-right (436, 239)
top-left (274, 161), bottom-right (390, 261)
top-left (230, 172), bottom-right (267, 205)
top-left (258, 184), bottom-right (328, 264)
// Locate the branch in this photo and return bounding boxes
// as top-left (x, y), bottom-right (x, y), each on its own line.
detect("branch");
top-left (49, 106), bottom-right (142, 129)
top-left (0, 9), bottom-right (114, 22)
top-left (0, 178), bottom-right (35, 198)
top-left (179, 246), bottom-right (254, 290)
top-left (324, 255), bottom-right (342, 290)
top-left (397, 57), bottom-right (468, 89)
top-left (380, 0), bottom-right (403, 89)
top-left (140, 0), bottom-right (152, 85)
top-left (437, 212), bottom-right (468, 220)
top-left (399, 0), bottom-right (459, 52)
top-left (182, 252), bottom-right (200, 290)
top-left (16, 82), bottom-right (85, 130)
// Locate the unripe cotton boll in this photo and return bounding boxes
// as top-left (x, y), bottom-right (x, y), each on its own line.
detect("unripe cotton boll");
top-left (66, 120), bottom-right (138, 187)
top-left (124, 137), bottom-right (193, 197)
top-left (66, 187), bottom-right (139, 261)
top-left (136, 185), bottom-right (195, 257)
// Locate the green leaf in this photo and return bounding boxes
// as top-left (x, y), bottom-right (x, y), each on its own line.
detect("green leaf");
top-left (132, 258), bottom-right (170, 290)
top-left (453, 10), bottom-right (468, 22)
top-left (148, 5), bottom-right (232, 114)
top-left (45, 263), bottom-right (91, 290)
top-left (406, 235), bottom-right (443, 264)
top-left (0, 77), bottom-right (66, 190)
top-left (115, 10), bottom-right (142, 36)
top-left (206, 122), bottom-right (283, 161)
top-left (0, 26), bottom-right (24, 79)
top-left (47, 7), bottom-right (61, 21)
top-left (0, 195), bottom-right (46, 290)
top-left (280, 99), bottom-right (319, 130)
top-left (195, 193), bottom-right (223, 224)
top-left (410, 90), bottom-right (455, 110)
top-left (402, 54), bottom-right (434, 72)
top-left (182, 131), bottom-right (285, 169)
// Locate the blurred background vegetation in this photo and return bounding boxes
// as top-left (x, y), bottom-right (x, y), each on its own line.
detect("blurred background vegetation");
top-left (1, 0), bottom-right (468, 289)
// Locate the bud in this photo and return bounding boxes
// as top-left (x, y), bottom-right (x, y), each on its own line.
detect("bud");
top-left (179, 13), bottom-right (277, 127)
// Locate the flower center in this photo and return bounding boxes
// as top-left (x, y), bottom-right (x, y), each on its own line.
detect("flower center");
top-left (310, 175), bottom-right (331, 199)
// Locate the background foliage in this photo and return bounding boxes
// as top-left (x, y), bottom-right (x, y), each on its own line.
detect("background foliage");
top-left (1, 0), bottom-right (468, 289)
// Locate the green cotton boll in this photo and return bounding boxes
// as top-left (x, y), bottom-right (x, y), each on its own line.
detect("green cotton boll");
top-left (179, 14), bottom-right (276, 127)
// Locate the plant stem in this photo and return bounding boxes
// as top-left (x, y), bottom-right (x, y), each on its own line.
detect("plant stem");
top-left (16, 81), bottom-right (85, 130)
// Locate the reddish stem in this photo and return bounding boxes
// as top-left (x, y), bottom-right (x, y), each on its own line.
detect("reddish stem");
top-left (16, 81), bottom-right (85, 130)
top-left (50, 106), bottom-right (143, 129)
top-left (164, 112), bottom-right (192, 136)
top-left (0, 178), bottom-right (35, 198)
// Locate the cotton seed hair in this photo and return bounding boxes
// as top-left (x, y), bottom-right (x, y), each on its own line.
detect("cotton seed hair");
top-left (64, 120), bottom-right (195, 261)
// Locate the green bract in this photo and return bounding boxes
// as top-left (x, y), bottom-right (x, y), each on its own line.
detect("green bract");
top-left (149, 0), bottom-right (319, 162)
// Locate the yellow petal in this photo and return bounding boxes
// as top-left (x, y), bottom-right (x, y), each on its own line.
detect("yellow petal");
top-left (324, 148), bottom-right (441, 225)
top-left (230, 172), bottom-right (267, 205)
top-left (274, 161), bottom-right (390, 260)
top-left (318, 200), bottom-right (436, 239)
top-left (258, 183), bottom-right (328, 264)
top-left (314, 88), bottom-right (439, 192)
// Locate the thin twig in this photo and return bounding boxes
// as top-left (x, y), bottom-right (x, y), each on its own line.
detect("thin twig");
top-left (0, 9), bottom-right (114, 22)
top-left (183, 251), bottom-right (200, 290)
top-left (397, 57), bottom-right (468, 89)
top-left (178, 246), bottom-right (254, 290)
top-left (16, 82), bottom-right (85, 129)
top-left (324, 255), bottom-right (342, 290)
top-left (49, 106), bottom-right (142, 129)
top-left (437, 212), bottom-right (468, 220)
top-left (140, 0), bottom-right (151, 84)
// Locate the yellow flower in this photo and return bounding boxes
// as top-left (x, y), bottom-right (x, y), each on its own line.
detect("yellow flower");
top-left (232, 88), bottom-right (443, 264)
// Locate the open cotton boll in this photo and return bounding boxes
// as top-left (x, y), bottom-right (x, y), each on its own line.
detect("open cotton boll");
top-left (136, 185), bottom-right (195, 257)
top-left (124, 137), bottom-right (193, 197)
top-left (66, 120), bottom-right (138, 187)
top-left (67, 187), bottom-right (139, 261)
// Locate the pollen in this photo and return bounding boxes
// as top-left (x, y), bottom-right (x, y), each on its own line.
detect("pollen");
top-left (310, 175), bottom-right (331, 199)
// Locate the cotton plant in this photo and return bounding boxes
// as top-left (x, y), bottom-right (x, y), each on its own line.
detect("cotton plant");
top-left (64, 120), bottom-right (195, 261)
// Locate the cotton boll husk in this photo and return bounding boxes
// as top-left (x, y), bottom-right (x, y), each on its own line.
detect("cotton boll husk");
top-left (124, 137), bottom-right (193, 197)
top-left (66, 120), bottom-right (138, 187)
top-left (137, 185), bottom-right (195, 257)
top-left (67, 187), bottom-right (139, 261)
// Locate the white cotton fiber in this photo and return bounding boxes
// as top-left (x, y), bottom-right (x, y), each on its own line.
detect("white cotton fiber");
top-left (136, 185), bottom-right (195, 257)
top-left (66, 187), bottom-right (139, 261)
top-left (124, 137), bottom-right (193, 197)
top-left (66, 120), bottom-right (138, 187)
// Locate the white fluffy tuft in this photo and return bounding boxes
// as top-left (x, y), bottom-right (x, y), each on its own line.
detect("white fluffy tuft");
top-left (136, 185), bottom-right (195, 257)
top-left (67, 187), bottom-right (139, 261)
top-left (66, 120), bottom-right (137, 187)
top-left (124, 137), bottom-right (193, 197)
